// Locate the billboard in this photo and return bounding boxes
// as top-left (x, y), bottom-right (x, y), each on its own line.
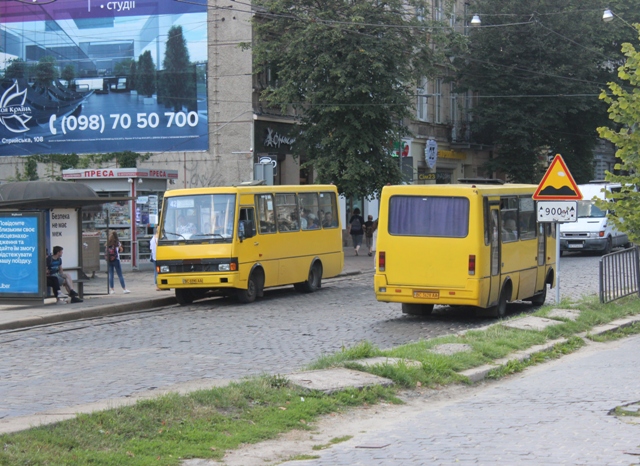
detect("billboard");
top-left (0, 211), bottom-right (44, 297)
top-left (0, 0), bottom-right (208, 156)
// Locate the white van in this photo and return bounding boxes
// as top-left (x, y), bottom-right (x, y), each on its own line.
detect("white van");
top-left (559, 181), bottom-right (631, 255)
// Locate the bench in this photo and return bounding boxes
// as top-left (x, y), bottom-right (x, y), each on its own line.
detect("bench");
top-left (48, 267), bottom-right (90, 299)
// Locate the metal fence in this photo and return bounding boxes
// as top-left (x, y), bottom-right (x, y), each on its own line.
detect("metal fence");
top-left (599, 246), bottom-right (640, 303)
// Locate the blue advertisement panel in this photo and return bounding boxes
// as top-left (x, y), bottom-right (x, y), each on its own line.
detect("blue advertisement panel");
top-left (0, 212), bottom-right (42, 296)
top-left (0, 0), bottom-right (208, 156)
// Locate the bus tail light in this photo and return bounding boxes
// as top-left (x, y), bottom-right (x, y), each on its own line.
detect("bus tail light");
top-left (379, 251), bottom-right (386, 271)
top-left (468, 255), bottom-right (476, 275)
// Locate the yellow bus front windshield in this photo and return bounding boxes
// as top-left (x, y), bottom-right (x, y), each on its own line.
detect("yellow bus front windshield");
top-left (161, 193), bottom-right (236, 242)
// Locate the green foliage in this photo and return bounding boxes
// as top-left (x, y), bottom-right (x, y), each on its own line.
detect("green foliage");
top-left (129, 60), bottom-right (137, 90)
top-left (4, 58), bottom-right (29, 80)
top-left (114, 58), bottom-right (135, 76)
top-left (161, 25), bottom-right (194, 112)
top-left (11, 157), bottom-right (39, 181)
top-left (137, 50), bottom-right (156, 97)
top-left (597, 26), bottom-right (640, 242)
top-left (61, 64), bottom-right (75, 84)
top-left (458, 0), bottom-right (638, 183)
top-left (81, 150), bottom-right (151, 168)
top-left (34, 56), bottom-right (58, 87)
top-left (252, 0), bottom-right (465, 199)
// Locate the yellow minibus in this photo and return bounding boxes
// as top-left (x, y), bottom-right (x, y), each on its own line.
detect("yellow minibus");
top-left (374, 181), bottom-right (556, 317)
top-left (156, 183), bottom-right (344, 305)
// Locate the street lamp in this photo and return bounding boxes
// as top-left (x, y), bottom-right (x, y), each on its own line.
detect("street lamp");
top-left (602, 8), bottom-right (637, 31)
top-left (471, 14), bottom-right (481, 26)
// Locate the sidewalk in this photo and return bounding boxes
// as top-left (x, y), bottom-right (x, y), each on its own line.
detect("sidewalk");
top-left (0, 247), bottom-right (375, 331)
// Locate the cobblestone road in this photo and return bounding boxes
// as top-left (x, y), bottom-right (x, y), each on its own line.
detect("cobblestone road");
top-left (0, 254), bottom-right (600, 420)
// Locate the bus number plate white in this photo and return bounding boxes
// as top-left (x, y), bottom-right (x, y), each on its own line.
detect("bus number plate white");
top-left (414, 290), bottom-right (439, 299)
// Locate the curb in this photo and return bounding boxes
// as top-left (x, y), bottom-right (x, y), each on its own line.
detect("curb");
top-left (0, 296), bottom-right (177, 331)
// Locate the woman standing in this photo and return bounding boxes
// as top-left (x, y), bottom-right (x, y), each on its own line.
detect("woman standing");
top-left (106, 231), bottom-right (130, 294)
top-left (149, 229), bottom-right (160, 291)
top-left (347, 207), bottom-right (365, 256)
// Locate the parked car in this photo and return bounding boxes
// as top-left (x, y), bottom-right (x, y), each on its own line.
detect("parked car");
top-left (559, 181), bottom-right (631, 255)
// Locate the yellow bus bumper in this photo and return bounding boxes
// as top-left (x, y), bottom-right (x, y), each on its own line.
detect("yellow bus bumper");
top-left (373, 273), bottom-right (486, 307)
top-left (157, 272), bottom-right (240, 290)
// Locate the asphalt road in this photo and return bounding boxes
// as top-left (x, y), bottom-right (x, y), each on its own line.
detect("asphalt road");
top-left (0, 253), bottom-right (601, 421)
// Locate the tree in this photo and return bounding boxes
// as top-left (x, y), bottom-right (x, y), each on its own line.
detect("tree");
top-left (252, 0), bottom-right (464, 199)
top-left (136, 50), bottom-right (156, 97)
top-left (34, 56), bottom-right (58, 87)
top-left (61, 65), bottom-right (75, 86)
top-left (458, 0), bottom-right (639, 183)
top-left (597, 26), bottom-right (640, 241)
top-left (161, 25), bottom-right (194, 112)
top-left (4, 58), bottom-right (28, 80)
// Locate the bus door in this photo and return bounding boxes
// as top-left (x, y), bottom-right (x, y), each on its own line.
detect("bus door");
top-left (487, 206), bottom-right (501, 307)
top-left (536, 223), bottom-right (546, 289)
top-left (235, 205), bottom-right (261, 282)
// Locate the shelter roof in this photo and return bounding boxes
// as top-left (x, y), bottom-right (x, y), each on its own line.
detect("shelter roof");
top-left (0, 181), bottom-right (130, 209)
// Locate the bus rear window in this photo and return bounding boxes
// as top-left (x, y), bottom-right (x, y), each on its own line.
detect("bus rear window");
top-left (388, 196), bottom-right (469, 237)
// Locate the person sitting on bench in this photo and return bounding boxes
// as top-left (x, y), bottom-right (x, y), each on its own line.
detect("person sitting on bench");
top-left (46, 269), bottom-right (68, 304)
top-left (46, 246), bottom-right (83, 303)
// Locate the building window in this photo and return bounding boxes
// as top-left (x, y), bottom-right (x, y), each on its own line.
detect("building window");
top-left (435, 78), bottom-right (442, 124)
top-left (434, 0), bottom-right (443, 22)
top-left (417, 78), bottom-right (429, 122)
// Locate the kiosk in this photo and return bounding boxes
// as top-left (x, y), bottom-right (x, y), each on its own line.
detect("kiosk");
top-left (62, 168), bottom-right (178, 270)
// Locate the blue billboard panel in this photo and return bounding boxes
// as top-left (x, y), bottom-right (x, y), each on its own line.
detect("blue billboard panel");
top-left (0, 0), bottom-right (208, 156)
top-left (0, 212), bottom-right (41, 295)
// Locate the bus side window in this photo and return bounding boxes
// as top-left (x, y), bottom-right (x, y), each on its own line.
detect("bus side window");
top-left (319, 191), bottom-right (339, 228)
top-left (256, 194), bottom-right (276, 234)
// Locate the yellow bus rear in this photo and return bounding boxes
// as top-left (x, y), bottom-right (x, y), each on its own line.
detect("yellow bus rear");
top-left (156, 184), bottom-right (343, 305)
top-left (374, 182), bottom-right (556, 317)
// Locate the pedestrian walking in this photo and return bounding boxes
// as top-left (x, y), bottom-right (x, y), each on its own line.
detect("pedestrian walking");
top-left (149, 229), bottom-right (160, 291)
top-left (106, 231), bottom-right (130, 294)
top-left (348, 208), bottom-right (365, 256)
top-left (364, 215), bottom-right (378, 256)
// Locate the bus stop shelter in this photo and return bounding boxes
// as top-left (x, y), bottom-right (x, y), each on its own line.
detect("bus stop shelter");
top-left (0, 181), bottom-right (129, 302)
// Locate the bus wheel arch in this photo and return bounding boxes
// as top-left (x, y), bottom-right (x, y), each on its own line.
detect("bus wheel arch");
top-left (529, 270), bottom-right (553, 306)
top-left (294, 259), bottom-right (323, 293)
top-left (494, 280), bottom-right (512, 318)
top-left (237, 266), bottom-right (265, 303)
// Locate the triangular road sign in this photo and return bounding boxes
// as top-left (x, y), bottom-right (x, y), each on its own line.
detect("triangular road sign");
top-left (533, 154), bottom-right (582, 201)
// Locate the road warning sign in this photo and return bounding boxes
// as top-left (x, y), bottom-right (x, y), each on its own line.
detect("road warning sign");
top-left (533, 154), bottom-right (582, 201)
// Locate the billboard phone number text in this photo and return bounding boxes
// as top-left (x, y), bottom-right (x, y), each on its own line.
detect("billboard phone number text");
top-left (49, 111), bottom-right (199, 135)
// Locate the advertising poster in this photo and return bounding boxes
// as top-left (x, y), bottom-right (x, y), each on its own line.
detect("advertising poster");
top-left (0, 212), bottom-right (42, 295)
top-left (0, 0), bottom-right (208, 156)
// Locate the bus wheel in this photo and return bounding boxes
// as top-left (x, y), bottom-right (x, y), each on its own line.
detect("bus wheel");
top-left (529, 283), bottom-right (547, 306)
top-left (602, 237), bottom-right (613, 255)
top-left (294, 262), bottom-right (323, 293)
top-left (494, 284), bottom-right (510, 318)
top-left (175, 289), bottom-right (194, 306)
top-left (237, 270), bottom-right (262, 303)
top-left (401, 303), bottom-right (434, 316)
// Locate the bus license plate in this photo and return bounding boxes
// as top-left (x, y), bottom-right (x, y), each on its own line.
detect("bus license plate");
top-left (183, 278), bottom-right (204, 284)
top-left (568, 244), bottom-right (583, 249)
top-left (413, 290), bottom-right (439, 299)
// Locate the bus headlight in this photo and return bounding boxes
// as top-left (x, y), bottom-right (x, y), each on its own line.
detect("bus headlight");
top-left (160, 265), bottom-right (170, 273)
top-left (218, 263), bottom-right (231, 271)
